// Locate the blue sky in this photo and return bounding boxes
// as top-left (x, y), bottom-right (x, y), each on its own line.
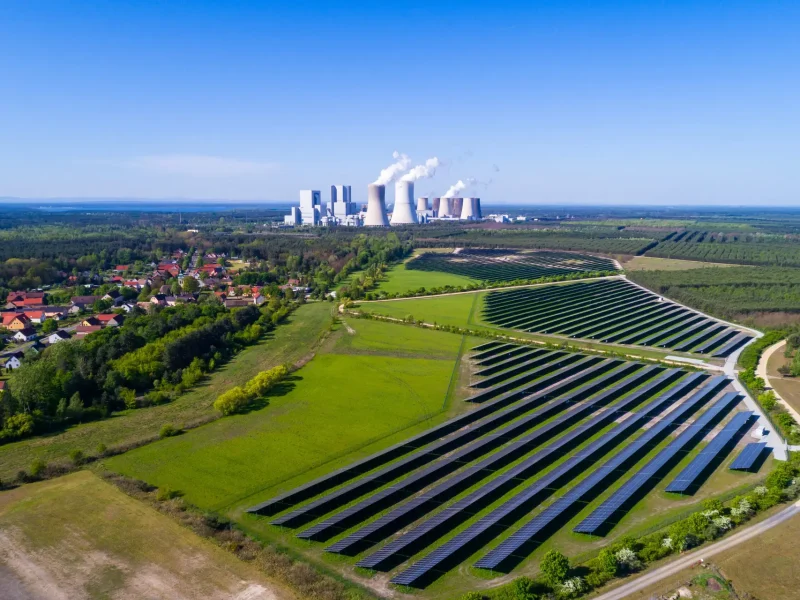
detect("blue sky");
top-left (1, 1), bottom-right (799, 205)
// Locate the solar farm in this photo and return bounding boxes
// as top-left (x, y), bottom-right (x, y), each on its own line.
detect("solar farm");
top-left (405, 249), bottom-right (619, 283)
top-left (481, 278), bottom-right (753, 356)
top-left (248, 341), bottom-right (763, 590)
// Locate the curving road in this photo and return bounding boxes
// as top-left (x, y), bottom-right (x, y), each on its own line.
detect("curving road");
top-left (590, 499), bottom-right (800, 600)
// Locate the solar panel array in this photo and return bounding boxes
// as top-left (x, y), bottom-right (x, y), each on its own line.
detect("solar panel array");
top-left (574, 391), bottom-right (742, 534)
top-left (730, 442), bottom-right (768, 471)
top-left (472, 375), bottom-right (729, 572)
top-left (247, 339), bottom-right (755, 589)
top-left (406, 249), bottom-right (618, 283)
top-left (665, 411), bottom-right (753, 493)
top-left (481, 278), bottom-right (753, 355)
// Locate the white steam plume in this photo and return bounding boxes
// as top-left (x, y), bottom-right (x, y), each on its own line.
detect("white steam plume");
top-left (400, 156), bottom-right (441, 182)
top-left (373, 151), bottom-right (412, 185)
top-left (442, 177), bottom-right (476, 198)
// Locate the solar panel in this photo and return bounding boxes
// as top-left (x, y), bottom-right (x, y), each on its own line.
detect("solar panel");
top-left (471, 375), bottom-right (727, 572)
top-left (268, 358), bottom-right (614, 527)
top-left (473, 345), bottom-right (534, 367)
top-left (471, 351), bottom-right (569, 389)
top-left (574, 391), bottom-right (741, 534)
top-left (387, 373), bottom-right (714, 584)
top-left (473, 349), bottom-right (547, 376)
top-left (471, 341), bottom-right (504, 353)
top-left (672, 325), bottom-right (727, 353)
top-left (247, 346), bottom-right (584, 515)
top-left (318, 365), bottom-right (667, 552)
top-left (713, 334), bottom-right (753, 358)
top-left (693, 329), bottom-right (738, 354)
top-left (730, 442), bottom-right (768, 471)
top-left (665, 411), bottom-right (753, 493)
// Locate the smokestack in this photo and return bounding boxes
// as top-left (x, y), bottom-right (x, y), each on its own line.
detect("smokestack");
top-left (432, 197), bottom-right (441, 216)
top-left (451, 198), bottom-right (463, 218)
top-left (439, 197), bottom-right (452, 217)
top-left (391, 181), bottom-right (417, 225)
top-left (461, 197), bottom-right (479, 220)
top-left (364, 184), bottom-right (390, 226)
top-left (416, 197), bottom-right (429, 212)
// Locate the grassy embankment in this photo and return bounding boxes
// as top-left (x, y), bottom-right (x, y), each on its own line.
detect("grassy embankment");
top-left (0, 302), bottom-right (334, 482)
top-left (0, 470), bottom-right (293, 600)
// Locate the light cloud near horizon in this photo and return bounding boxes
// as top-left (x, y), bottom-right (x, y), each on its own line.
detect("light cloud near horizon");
top-left (124, 154), bottom-right (279, 177)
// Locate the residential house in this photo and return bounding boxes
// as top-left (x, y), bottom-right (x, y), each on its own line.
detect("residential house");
top-left (96, 314), bottom-right (124, 327)
top-left (2, 313), bottom-right (31, 331)
top-left (46, 330), bottom-right (71, 344)
top-left (157, 264), bottom-right (181, 278)
top-left (119, 303), bottom-right (137, 313)
top-left (81, 316), bottom-right (101, 327)
top-left (123, 280), bottom-right (142, 290)
top-left (74, 325), bottom-right (102, 337)
top-left (150, 294), bottom-right (167, 307)
top-left (22, 310), bottom-right (45, 324)
top-left (114, 265), bottom-right (130, 272)
top-left (70, 295), bottom-right (97, 311)
top-left (43, 306), bottom-right (68, 320)
top-left (13, 328), bottom-right (38, 342)
top-left (165, 294), bottom-right (196, 307)
top-left (0, 353), bottom-right (23, 370)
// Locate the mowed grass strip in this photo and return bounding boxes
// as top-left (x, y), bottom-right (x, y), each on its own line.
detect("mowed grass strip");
top-left (0, 302), bottom-right (333, 482)
top-left (376, 257), bottom-right (476, 295)
top-left (0, 471), bottom-right (293, 600)
top-left (104, 321), bottom-right (465, 512)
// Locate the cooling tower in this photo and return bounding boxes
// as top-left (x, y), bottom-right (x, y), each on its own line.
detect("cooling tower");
top-left (461, 197), bottom-right (478, 220)
top-left (475, 197), bottom-right (482, 218)
top-left (364, 184), bottom-right (390, 226)
top-left (451, 197), bottom-right (463, 217)
top-left (391, 181), bottom-right (417, 225)
top-left (439, 197), bottom-right (453, 217)
top-left (416, 197), bottom-right (429, 212)
top-left (432, 197), bottom-right (441, 216)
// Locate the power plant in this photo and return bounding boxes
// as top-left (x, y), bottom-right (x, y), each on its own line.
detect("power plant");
top-left (364, 183), bottom-right (390, 226)
top-left (282, 153), bottom-right (485, 227)
top-left (390, 181), bottom-right (417, 225)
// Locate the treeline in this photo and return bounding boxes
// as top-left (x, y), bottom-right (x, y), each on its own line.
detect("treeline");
top-left (647, 239), bottom-right (800, 267)
top-left (0, 297), bottom-right (294, 444)
top-left (629, 266), bottom-right (800, 321)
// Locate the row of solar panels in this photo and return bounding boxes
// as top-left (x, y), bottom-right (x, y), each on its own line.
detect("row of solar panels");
top-left (481, 279), bottom-right (752, 357)
top-left (249, 342), bottom-right (757, 589)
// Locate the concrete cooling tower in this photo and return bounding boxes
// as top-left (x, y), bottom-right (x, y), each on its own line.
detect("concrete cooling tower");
top-left (432, 197), bottom-right (441, 216)
top-left (451, 197), bottom-right (463, 217)
top-left (416, 197), bottom-right (429, 212)
top-left (364, 184), bottom-right (390, 226)
top-left (439, 197), bottom-right (453, 217)
top-left (461, 197), bottom-right (480, 220)
top-left (391, 181), bottom-right (417, 225)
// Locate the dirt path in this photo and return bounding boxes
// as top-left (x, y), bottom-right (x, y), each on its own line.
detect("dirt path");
top-left (591, 500), bottom-right (800, 600)
top-left (757, 339), bottom-right (800, 424)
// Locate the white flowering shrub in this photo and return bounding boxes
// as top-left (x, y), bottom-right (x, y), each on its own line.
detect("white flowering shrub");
top-left (661, 536), bottom-right (673, 549)
top-left (701, 509), bottom-right (720, 518)
top-left (754, 485), bottom-right (768, 496)
top-left (713, 516), bottom-right (733, 530)
top-left (559, 577), bottom-right (586, 596)
top-left (614, 547), bottom-right (643, 571)
top-left (730, 498), bottom-right (753, 519)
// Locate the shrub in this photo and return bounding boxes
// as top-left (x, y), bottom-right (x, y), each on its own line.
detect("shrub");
top-left (156, 487), bottom-right (181, 501)
top-left (213, 386), bottom-right (251, 416)
top-left (119, 387), bottom-right (137, 410)
top-left (68, 449), bottom-right (85, 465)
top-left (540, 550), bottom-right (570, 588)
top-left (30, 458), bottom-right (46, 478)
top-left (758, 391), bottom-right (778, 411)
top-left (159, 423), bottom-right (180, 439)
top-left (96, 443), bottom-right (108, 456)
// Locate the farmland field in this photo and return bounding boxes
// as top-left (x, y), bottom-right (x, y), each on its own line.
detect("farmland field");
top-left (0, 471), bottom-right (292, 600)
top-left (647, 235), bottom-right (800, 267)
top-left (0, 302), bottom-right (334, 482)
top-left (104, 320), bottom-right (469, 511)
top-left (375, 255), bottom-right (475, 295)
top-left (481, 278), bottom-right (753, 356)
top-left (229, 342), bottom-right (762, 596)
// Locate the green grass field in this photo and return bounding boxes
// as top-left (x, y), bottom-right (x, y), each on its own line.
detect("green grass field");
top-left (375, 255), bottom-right (475, 295)
top-left (359, 292), bottom-right (479, 328)
top-left (0, 471), bottom-right (292, 600)
top-left (104, 320), bottom-right (468, 512)
top-left (0, 302), bottom-right (333, 482)
top-left (621, 256), bottom-right (740, 271)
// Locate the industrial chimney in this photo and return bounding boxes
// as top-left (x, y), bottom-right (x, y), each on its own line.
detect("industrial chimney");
top-left (461, 197), bottom-right (479, 220)
top-left (364, 184), bottom-right (390, 226)
top-left (416, 197), bottom-right (429, 212)
top-left (391, 181), bottom-right (417, 225)
top-left (432, 197), bottom-right (441, 216)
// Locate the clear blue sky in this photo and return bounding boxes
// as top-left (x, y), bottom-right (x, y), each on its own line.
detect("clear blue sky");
top-left (1, 1), bottom-right (799, 205)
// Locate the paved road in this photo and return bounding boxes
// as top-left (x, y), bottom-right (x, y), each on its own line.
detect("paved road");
top-left (757, 339), bottom-right (800, 424)
top-left (591, 499), bottom-right (800, 600)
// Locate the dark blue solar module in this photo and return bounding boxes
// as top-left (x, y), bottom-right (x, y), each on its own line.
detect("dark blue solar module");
top-left (664, 411), bottom-right (753, 493)
top-left (730, 442), bottom-right (768, 471)
top-left (324, 366), bottom-right (672, 556)
top-left (574, 391), bottom-right (741, 534)
top-left (388, 373), bottom-right (716, 584)
top-left (712, 334), bottom-right (753, 358)
top-left (268, 357), bottom-right (610, 527)
top-left (471, 375), bottom-right (728, 572)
